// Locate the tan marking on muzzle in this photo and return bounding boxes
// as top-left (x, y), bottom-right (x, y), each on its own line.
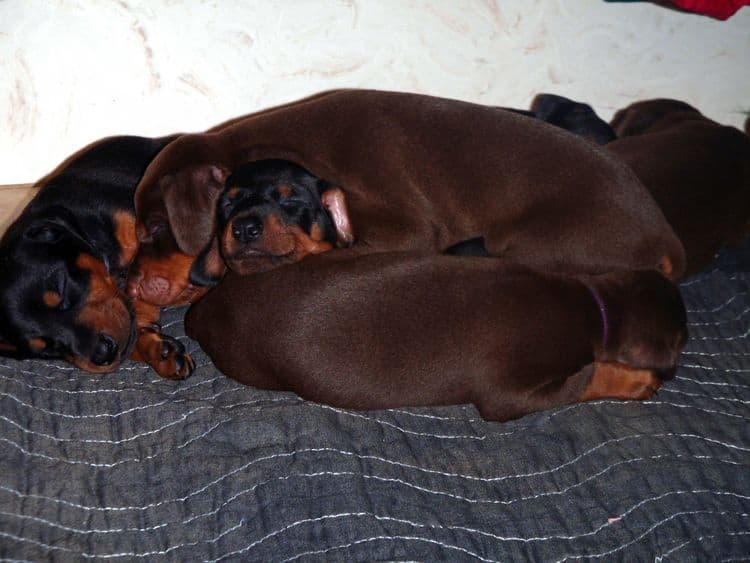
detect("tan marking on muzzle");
top-left (74, 253), bottom-right (132, 363)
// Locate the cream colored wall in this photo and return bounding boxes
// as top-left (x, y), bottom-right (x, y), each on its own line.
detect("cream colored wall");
top-left (0, 0), bottom-right (748, 192)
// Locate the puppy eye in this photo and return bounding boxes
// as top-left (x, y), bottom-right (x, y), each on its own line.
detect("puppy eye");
top-left (220, 196), bottom-right (235, 210)
top-left (279, 200), bottom-right (303, 214)
top-left (148, 221), bottom-right (166, 237)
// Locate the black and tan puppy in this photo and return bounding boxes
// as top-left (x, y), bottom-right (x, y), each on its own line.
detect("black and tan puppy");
top-left (190, 159), bottom-right (352, 284)
top-left (186, 252), bottom-right (687, 422)
top-left (0, 136), bottom-right (193, 378)
top-left (129, 90), bottom-right (685, 306)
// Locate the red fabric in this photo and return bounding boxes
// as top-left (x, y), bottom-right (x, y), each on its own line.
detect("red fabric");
top-left (670, 0), bottom-right (750, 19)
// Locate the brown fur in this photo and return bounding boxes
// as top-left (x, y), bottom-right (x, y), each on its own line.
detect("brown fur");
top-left (185, 252), bottom-right (687, 422)
top-left (608, 99), bottom-right (750, 276)
top-left (132, 90), bottom-right (685, 306)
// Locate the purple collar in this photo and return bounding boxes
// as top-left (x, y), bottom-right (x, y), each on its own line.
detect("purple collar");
top-left (582, 281), bottom-right (609, 348)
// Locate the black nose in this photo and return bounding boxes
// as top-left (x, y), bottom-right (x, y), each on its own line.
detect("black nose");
top-left (91, 334), bottom-right (118, 366)
top-left (232, 216), bottom-right (263, 243)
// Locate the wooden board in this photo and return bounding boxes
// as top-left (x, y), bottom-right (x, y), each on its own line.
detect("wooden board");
top-left (0, 184), bottom-right (37, 236)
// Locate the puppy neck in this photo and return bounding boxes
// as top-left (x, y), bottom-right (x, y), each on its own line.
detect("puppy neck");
top-left (581, 279), bottom-right (609, 350)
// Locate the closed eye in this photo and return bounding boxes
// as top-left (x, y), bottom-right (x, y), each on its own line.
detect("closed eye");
top-left (280, 199), bottom-right (304, 211)
top-left (148, 221), bottom-right (167, 237)
top-left (45, 270), bottom-right (72, 311)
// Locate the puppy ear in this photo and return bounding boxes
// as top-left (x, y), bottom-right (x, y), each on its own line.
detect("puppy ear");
top-left (161, 165), bottom-right (228, 256)
top-left (23, 207), bottom-right (88, 245)
top-left (530, 93), bottom-right (568, 120)
top-left (320, 188), bottom-right (354, 247)
top-left (188, 238), bottom-right (226, 287)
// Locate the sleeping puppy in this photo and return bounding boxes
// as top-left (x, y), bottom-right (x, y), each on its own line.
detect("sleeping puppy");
top-left (185, 251), bottom-right (688, 422)
top-left (191, 159), bottom-right (353, 284)
top-left (528, 95), bottom-right (750, 276)
top-left (0, 135), bottom-right (194, 378)
top-left (608, 99), bottom-right (750, 276)
top-left (128, 89), bottom-right (685, 306)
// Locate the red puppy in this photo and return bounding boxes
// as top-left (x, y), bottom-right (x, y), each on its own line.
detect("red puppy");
top-left (609, 99), bottom-right (750, 276)
top-left (185, 252), bottom-right (687, 422)
top-left (129, 90), bottom-right (685, 306)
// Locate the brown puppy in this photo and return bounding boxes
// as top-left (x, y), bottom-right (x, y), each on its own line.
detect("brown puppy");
top-left (129, 89), bottom-right (685, 306)
top-left (608, 99), bottom-right (750, 276)
top-left (185, 252), bottom-right (687, 422)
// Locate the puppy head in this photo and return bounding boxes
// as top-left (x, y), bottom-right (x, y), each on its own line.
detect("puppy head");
top-left (0, 213), bottom-right (135, 373)
top-left (193, 159), bottom-right (353, 281)
top-left (610, 98), bottom-right (701, 137)
top-left (130, 153), bottom-right (228, 306)
top-left (530, 93), bottom-right (616, 145)
top-left (589, 270), bottom-right (687, 378)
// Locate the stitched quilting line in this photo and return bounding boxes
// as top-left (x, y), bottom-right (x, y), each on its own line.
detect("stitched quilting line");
top-left (680, 270), bottom-right (747, 286)
top-left (553, 511), bottom-right (750, 562)
top-left (0, 371), bottom-right (221, 395)
top-left (654, 530), bottom-right (750, 561)
top-left (679, 363), bottom-right (750, 373)
top-left (0, 388), bottom-right (301, 418)
top-left (1, 433), bottom-right (747, 516)
top-left (688, 305), bottom-right (750, 325)
top-left (210, 502), bottom-right (750, 563)
top-left (282, 534), bottom-right (497, 563)
top-left (685, 292), bottom-right (747, 313)
top-left (682, 350), bottom-right (750, 357)
top-left (675, 375), bottom-right (750, 389)
top-left (4, 504), bottom-right (746, 560)
top-left (659, 388), bottom-right (750, 404)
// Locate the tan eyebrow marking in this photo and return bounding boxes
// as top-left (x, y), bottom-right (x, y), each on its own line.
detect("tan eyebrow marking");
top-left (43, 291), bottom-right (62, 308)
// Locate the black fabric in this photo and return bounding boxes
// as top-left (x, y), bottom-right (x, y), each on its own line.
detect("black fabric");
top-left (1, 247), bottom-right (749, 561)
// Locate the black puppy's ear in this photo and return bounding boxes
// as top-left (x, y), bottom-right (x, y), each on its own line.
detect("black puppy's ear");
top-left (161, 164), bottom-right (229, 256)
top-left (23, 207), bottom-right (87, 245)
top-left (24, 222), bottom-right (66, 243)
top-left (320, 188), bottom-right (354, 247)
top-left (188, 238), bottom-right (227, 287)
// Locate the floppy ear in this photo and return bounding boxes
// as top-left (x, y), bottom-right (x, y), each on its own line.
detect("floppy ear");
top-left (188, 238), bottom-right (227, 287)
top-left (160, 164), bottom-right (228, 256)
top-left (23, 206), bottom-right (90, 247)
top-left (320, 188), bottom-right (354, 247)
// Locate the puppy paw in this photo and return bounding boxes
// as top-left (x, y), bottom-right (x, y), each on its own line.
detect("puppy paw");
top-left (133, 327), bottom-right (195, 380)
top-left (581, 362), bottom-right (662, 401)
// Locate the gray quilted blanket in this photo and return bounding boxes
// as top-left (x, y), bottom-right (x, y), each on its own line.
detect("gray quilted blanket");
top-left (1, 247), bottom-right (749, 561)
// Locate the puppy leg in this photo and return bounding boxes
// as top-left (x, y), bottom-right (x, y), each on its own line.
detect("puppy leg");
top-left (580, 362), bottom-right (662, 401)
top-left (476, 361), bottom-right (662, 422)
top-left (130, 300), bottom-right (195, 379)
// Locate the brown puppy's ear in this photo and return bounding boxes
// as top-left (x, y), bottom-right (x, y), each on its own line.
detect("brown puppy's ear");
top-left (321, 188), bottom-right (354, 247)
top-left (160, 165), bottom-right (229, 255)
top-left (188, 238), bottom-right (227, 287)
